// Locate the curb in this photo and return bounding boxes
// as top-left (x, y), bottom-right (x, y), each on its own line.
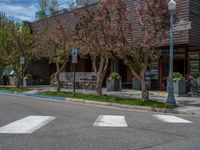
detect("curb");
top-left (66, 98), bottom-right (191, 115)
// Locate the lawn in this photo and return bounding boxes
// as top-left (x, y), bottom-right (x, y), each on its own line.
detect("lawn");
top-left (0, 87), bottom-right (30, 92)
top-left (40, 91), bottom-right (174, 109)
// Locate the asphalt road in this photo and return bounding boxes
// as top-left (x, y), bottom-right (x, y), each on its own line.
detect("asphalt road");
top-left (0, 94), bottom-right (200, 150)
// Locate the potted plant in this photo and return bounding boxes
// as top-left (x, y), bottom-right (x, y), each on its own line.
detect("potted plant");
top-left (172, 72), bottom-right (186, 95)
top-left (106, 72), bottom-right (121, 91)
top-left (132, 77), bottom-right (141, 90)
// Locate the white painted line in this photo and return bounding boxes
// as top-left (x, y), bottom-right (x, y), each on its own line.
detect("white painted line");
top-left (0, 116), bottom-right (56, 134)
top-left (153, 115), bottom-right (192, 123)
top-left (93, 115), bottom-right (128, 127)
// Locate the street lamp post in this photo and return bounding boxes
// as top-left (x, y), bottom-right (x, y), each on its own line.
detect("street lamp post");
top-left (166, 0), bottom-right (176, 105)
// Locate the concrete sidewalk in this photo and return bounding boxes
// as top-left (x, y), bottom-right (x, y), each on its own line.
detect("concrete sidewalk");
top-left (27, 85), bottom-right (200, 115)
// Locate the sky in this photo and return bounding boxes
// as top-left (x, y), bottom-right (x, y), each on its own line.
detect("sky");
top-left (0, 0), bottom-right (73, 22)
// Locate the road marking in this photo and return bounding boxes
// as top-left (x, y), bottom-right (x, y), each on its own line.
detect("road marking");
top-left (93, 115), bottom-right (128, 127)
top-left (0, 116), bottom-right (56, 134)
top-left (153, 115), bottom-right (192, 123)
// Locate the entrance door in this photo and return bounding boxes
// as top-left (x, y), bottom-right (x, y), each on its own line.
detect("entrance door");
top-left (159, 58), bottom-right (186, 90)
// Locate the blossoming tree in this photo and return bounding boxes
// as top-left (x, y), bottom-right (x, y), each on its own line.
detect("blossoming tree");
top-left (112, 0), bottom-right (179, 100)
top-left (35, 17), bottom-right (76, 92)
top-left (75, 1), bottom-right (118, 95)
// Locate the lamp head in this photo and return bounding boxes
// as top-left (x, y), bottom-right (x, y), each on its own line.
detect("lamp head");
top-left (168, 0), bottom-right (176, 12)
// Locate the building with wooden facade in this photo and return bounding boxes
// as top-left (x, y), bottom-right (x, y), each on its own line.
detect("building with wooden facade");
top-left (29, 0), bottom-right (200, 90)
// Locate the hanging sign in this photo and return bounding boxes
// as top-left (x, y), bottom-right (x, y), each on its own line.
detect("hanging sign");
top-left (71, 48), bottom-right (78, 64)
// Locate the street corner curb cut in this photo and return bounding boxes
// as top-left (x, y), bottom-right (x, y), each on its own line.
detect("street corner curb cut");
top-left (66, 98), bottom-right (181, 114)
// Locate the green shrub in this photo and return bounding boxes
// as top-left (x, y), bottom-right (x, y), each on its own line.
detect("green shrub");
top-left (110, 72), bottom-right (120, 79)
top-left (192, 72), bottom-right (200, 79)
top-left (173, 72), bottom-right (184, 81)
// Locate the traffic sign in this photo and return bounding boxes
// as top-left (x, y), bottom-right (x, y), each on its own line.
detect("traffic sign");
top-left (71, 48), bottom-right (78, 64)
top-left (20, 57), bottom-right (25, 65)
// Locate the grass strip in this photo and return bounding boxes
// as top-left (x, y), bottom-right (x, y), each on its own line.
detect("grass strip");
top-left (40, 91), bottom-right (174, 109)
top-left (0, 87), bottom-right (30, 92)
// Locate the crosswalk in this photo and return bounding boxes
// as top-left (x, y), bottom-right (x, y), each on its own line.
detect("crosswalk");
top-left (93, 115), bottom-right (128, 127)
top-left (153, 115), bottom-right (193, 123)
top-left (0, 114), bottom-right (193, 134)
top-left (0, 116), bottom-right (56, 134)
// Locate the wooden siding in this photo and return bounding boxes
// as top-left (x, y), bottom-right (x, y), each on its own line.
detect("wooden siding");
top-left (189, 0), bottom-right (200, 46)
top-left (31, 0), bottom-right (190, 46)
top-left (125, 0), bottom-right (190, 46)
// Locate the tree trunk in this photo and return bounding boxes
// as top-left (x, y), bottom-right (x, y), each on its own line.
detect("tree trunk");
top-left (95, 57), bottom-right (108, 95)
top-left (15, 73), bottom-right (21, 88)
top-left (56, 61), bottom-right (61, 92)
top-left (140, 75), bottom-right (149, 101)
top-left (96, 72), bottom-right (103, 95)
top-left (16, 78), bottom-right (20, 88)
top-left (15, 63), bottom-right (28, 88)
top-left (55, 72), bottom-right (60, 92)
top-left (128, 64), bottom-right (149, 100)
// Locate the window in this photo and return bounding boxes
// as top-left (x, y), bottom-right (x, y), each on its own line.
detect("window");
top-left (189, 51), bottom-right (200, 74)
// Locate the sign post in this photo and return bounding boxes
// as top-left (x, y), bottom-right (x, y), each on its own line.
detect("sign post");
top-left (71, 48), bottom-right (78, 95)
top-left (20, 57), bottom-right (25, 89)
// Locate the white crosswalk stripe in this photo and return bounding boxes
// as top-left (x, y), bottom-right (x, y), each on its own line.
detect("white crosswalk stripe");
top-left (153, 115), bottom-right (193, 123)
top-left (93, 115), bottom-right (128, 127)
top-left (0, 116), bottom-right (56, 134)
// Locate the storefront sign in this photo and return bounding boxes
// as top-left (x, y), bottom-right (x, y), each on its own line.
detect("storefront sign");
top-left (71, 48), bottom-right (78, 64)
top-left (174, 20), bottom-right (191, 32)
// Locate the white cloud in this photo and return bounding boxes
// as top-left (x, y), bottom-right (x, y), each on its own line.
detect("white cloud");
top-left (0, 3), bottom-right (38, 22)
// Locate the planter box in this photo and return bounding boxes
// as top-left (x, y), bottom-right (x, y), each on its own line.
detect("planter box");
top-left (167, 80), bottom-right (186, 95)
top-left (173, 80), bottom-right (186, 95)
top-left (132, 79), bottom-right (141, 90)
top-left (106, 79), bottom-right (122, 91)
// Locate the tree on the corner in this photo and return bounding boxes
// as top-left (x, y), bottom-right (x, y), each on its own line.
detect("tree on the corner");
top-left (112, 0), bottom-right (178, 100)
top-left (0, 14), bottom-right (35, 88)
